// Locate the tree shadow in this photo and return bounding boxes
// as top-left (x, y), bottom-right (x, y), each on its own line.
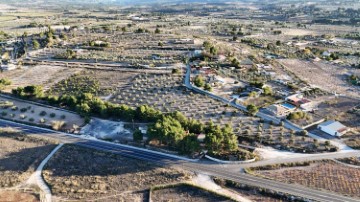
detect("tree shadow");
top-left (43, 143), bottom-right (187, 178)
top-left (0, 136), bottom-right (56, 173)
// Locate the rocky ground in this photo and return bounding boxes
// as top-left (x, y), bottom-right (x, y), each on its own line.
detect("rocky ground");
top-left (43, 144), bottom-right (193, 201)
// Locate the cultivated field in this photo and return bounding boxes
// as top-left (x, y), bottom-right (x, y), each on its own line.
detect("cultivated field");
top-left (214, 178), bottom-right (289, 202)
top-left (252, 161), bottom-right (360, 198)
top-left (0, 96), bottom-right (84, 130)
top-left (109, 73), bottom-right (332, 153)
top-left (0, 65), bottom-right (81, 91)
top-left (43, 145), bottom-right (192, 201)
top-left (50, 69), bottom-right (140, 97)
top-left (278, 59), bottom-right (360, 99)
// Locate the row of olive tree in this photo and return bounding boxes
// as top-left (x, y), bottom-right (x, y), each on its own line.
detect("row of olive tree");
top-left (11, 85), bottom-right (238, 155)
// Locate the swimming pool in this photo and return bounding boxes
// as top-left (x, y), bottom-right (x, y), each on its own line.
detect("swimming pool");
top-left (281, 103), bottom-right (296, 109)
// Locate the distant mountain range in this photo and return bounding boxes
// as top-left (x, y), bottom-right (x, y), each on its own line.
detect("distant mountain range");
top-left (1, 0), bottom-right (304, 6)
top-left (0, 0), bottom-right (254, 6)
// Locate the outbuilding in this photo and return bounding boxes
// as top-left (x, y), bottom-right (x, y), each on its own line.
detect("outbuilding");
top-left (317, 120), bottom-right (349, 137)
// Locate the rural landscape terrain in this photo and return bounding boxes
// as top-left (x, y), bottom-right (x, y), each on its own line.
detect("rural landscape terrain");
top-left (0, 0), bottom-right (359, 201)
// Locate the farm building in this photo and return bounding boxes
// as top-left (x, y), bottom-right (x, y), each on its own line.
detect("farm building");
top-left (317, 120), bottom-right (349, 137)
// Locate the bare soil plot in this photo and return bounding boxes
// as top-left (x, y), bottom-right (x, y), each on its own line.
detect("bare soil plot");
top-left (80, 69), bottom-right (140, 96)
top-left (315, 96), bottom-right (360, 130)
top-left (151, 183), bottom-right (233, 202)
top-left (0, 65), bottom-right (81, 91)
top-left (0, 96), bottom-right (84, 130)
top-left (0, 191), bottom-right (39, 202)
top-left (278, 59), bottom-right (360, 99)
top-left (0, 128), bottom-right (56, 188)
top-left (43, 145), bottom-right (192, 201)
top-left (214, 178), bottom-right (288, 202)
top-left (253, 161), bottom-right (360, 198)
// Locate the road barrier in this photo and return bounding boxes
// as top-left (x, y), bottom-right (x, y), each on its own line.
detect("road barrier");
top-left (204, 155), bottom-right (256, 164)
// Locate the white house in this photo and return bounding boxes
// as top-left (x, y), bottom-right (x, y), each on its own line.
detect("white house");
top-left (285, 94), bottom-right (314, 111)
top-left (317, 120), bottom-right (349, 137)
top-left (264, 103), bottom-right (295, 118)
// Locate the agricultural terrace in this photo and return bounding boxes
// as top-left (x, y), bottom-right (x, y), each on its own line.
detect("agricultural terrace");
top-left (214, 178), bottom-right (300, 202)
top-left (248, 161), bottom-right (360, 199)
top-left (0, 96), bottom-right (84, 131)
top-left (49, 69), bottom-right (140, 97)
top-left (0, 65), bottom-right (82, 92)
top-left (32, 28), bottom-right (201, 65)
top-left (111, 73), bottom-right (334, 153)
top-left (278, 59), bottom-right (360, 99)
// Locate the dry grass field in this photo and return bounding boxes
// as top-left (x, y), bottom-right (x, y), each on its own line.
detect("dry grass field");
top-left (315, 96), bottom-right (360, 131)
top-left (253, 161), bottom-right (360, 198)
top-left (0, 65), bottom-right (81, 91)
top-left (0, 128), bottom-right (56, 188)
top-left (278, 59), bottom-right (360, 99)
top-left (43, 145), bottom-right (192, 201)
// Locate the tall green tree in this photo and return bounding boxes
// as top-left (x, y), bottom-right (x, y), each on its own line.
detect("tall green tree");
top-left (246, 104), bottom-right (258, 116)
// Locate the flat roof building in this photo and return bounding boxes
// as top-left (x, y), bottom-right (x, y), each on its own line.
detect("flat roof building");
top-left (317, 120), bottom-right (349, 137)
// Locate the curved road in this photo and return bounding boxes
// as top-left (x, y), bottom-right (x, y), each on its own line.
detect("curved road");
top-left (1, 119), bottom-right (359, 202)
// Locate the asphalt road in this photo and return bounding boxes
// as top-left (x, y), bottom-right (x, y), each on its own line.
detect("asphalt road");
top-left (1, 119), bottom-right (360, 202)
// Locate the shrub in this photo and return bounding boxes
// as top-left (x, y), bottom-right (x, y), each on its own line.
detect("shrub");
top-left (246, 104), bottom-right (258, 116)
top-left (39, 118), bottom-right (46, 123)
top-left (51, 120), bottom-right (65, 130)
top-left (194, 75), bottom-right (205, 87)
top-left (133, 129), bottom-right (144, 142)
top-left (172, 69), bottom-right (180, 74)
top-left (39, 111), bottom-right (47, 116)
top-left (20, 108), bottom-right (27, 113)
top-left (49, 113), bottom-right (56, 118)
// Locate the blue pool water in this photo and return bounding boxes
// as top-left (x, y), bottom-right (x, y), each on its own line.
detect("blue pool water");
top-left (281, 103), bottom-right (296, 109)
